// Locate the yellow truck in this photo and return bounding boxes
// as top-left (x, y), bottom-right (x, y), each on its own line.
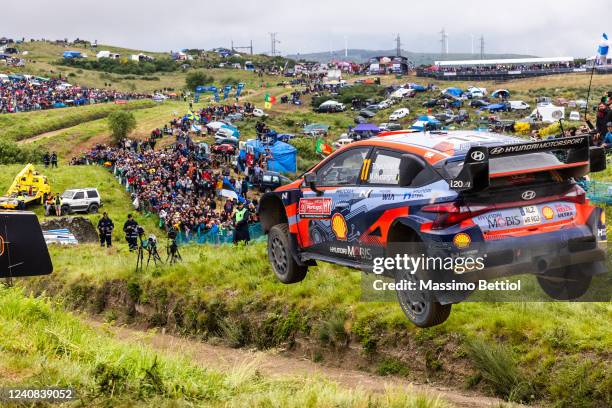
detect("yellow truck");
top-left (0, 164), bottom-right (51, 209)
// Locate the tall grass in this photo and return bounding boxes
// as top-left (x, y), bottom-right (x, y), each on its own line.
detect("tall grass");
top-left (0, 287), bottom-right (449, 408)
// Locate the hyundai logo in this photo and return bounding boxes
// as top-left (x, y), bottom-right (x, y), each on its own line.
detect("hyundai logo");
top-left (470, 151), bottom-right (485, 161)
top-left (521, 190), bottom-right (536, 200)
top-left (490, 146), bottom-right (505, 155)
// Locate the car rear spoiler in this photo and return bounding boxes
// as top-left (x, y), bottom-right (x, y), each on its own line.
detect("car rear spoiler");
top-left (448, 136), bottom-right (599, 192)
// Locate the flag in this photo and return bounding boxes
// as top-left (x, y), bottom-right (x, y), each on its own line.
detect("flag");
top-left (264, 93), bottom-right (277, 107)
top-left (597, 33), bottom-right (609, 65)
top-left (315, 139), bottom-right (332, 156)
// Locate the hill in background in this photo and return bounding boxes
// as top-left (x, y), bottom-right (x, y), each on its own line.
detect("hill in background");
top-left (287, 48), bottom-right (535, 65)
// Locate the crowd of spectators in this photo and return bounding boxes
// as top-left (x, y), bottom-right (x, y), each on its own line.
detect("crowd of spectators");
top-left (0, 76), bottom-right (149, 113)
top-left (78, 139), bottom-right (258, 242)
top-left (428, 62), bottom-right (577, 75)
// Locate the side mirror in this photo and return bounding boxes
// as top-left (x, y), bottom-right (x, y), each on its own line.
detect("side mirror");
top-left (589, 146), bottom-right (606, 173)
top-left (303, 172), bottom-right (324, 196)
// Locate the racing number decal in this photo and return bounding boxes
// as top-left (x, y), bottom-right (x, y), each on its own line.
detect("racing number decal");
top-left (360, 159), bottom-right (372, 181)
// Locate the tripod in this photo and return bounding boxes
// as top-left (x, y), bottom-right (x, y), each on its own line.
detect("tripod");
top-left (166, 239), bottom-right (182, 264)
top-left (136, 241), bottom-right (163, 271)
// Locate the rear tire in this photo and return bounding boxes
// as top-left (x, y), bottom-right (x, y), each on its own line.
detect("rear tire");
top-left (268, 223), bottom-right (307, 284)
top-left (395, 267), bottom-right (452, 328)
top-left (391, 237), bottom-right (452, 328)
top-left (537, 265), bottom-right (592, 300)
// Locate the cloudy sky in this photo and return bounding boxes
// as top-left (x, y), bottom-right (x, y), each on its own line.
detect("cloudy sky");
top-left (4, 0), bottom-right (610, 57)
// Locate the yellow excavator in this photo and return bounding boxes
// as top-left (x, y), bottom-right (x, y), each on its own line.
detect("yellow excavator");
top-left (0, 164), bottom-right (51, 209)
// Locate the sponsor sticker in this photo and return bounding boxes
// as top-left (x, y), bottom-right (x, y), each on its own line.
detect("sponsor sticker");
top-left (542, 206), bottom-right (554, 220)
top-left (554, 203), bottom-right (575, 219)
top-left (331, 213), bottom-right (348, 240)
top-left (453, 233), bottom-right (471, 249)
top-left (299, 198), bottom-right (332, 218)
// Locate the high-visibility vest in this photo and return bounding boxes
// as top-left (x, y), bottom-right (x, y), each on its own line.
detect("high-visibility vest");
top-left (235, 208), bottom-right (247, 222)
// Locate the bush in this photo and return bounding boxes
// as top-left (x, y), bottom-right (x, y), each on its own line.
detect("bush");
top-left (58, 57), bottom-right (178, 75)
top-left (185, 71), bottom-right (214, 91)
top-left (0, 139), bottom-right (45, 164)
top-left (107, 111), bottom-right (137, 144)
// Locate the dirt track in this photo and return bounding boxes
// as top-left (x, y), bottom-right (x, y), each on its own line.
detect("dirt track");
top-left (91, 320), bottom-right (524, 408)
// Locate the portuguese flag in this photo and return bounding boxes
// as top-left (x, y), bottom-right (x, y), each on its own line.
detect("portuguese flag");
top-left (264, 93), bottom-right (277, 109)
top-left (315, 138), bottom-right (332, 156)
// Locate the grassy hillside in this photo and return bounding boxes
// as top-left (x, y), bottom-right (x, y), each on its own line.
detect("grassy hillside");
top-left (0, 100), bottom-right (156, 142)
top-left (0, 287), bottom-right (447, 408)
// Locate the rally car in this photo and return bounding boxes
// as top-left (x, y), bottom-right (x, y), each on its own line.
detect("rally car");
top-left (259, 131), bottom-right (608, 327)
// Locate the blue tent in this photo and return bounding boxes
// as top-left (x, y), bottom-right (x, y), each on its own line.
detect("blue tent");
top-left (444, 87), bottom-right (463, 97)
top-left (491, 89), bottom-right (510, 99)
top-left (63, 51), bottom-right (82, 59)
top-left (268, 141), bottom-right (297, 173)
top-left (353, 123), bottom-right (380, 133)
top-left (220, 124), bottom-right (240, 137)
top-left (410, 115), bottom-right (441, 131)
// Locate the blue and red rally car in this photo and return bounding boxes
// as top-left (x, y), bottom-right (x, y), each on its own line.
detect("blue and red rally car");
top-left (259, 131), bottom-right (608, 327)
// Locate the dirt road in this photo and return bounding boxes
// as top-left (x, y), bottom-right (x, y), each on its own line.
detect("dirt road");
top-left (91, 321), bottom-right (522, 408)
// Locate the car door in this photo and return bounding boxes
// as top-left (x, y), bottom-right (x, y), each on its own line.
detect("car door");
top-left (71, 191), bottom-right (86, 211)
top-left (296, 146), bottom-right (371, 258)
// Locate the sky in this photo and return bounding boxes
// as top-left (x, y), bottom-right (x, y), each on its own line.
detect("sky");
top-left (4, 0), bottom-right (611, 57)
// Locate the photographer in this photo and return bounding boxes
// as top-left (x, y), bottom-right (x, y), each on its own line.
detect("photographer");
top-left (97, 212), bottom-right (114, 248)
top-left (123, 214), bottom-right (139, 251)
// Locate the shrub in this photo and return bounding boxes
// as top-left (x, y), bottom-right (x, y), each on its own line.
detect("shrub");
top-left (185, 71), bottom-right (214, 91)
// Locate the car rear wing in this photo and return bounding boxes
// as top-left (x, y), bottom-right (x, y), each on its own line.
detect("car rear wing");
top-left (448, 136), bottom-right (601, 192)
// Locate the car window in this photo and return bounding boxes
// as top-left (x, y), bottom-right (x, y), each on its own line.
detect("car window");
top-left (61, 191), bottom-right (74, 199)
top-left (73, 192), bottom-right (85, 200)
top-left (366, 150), bottom-right (401, 185)
top-left (316, 147), bottom-right (370, 187)
top-left (87, 190), bottom-right (99, 198)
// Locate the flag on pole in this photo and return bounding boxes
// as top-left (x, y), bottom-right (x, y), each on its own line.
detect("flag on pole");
top-left (315, 138), bottom-right (332, 156)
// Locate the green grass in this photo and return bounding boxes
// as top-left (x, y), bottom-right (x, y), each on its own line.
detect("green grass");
top-left (0, 100), bottom-right (156, 142)
top-left (0, 287), bottom-right (448, 408)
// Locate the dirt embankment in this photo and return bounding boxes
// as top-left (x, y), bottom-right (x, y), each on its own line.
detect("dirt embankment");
top-left (23, 277), bottom-right (525, 408)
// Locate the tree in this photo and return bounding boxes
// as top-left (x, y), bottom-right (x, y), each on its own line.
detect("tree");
top-left (107, 111), bottom-right (136, 144)
top-left (185, 71), bottom-right (214, 91)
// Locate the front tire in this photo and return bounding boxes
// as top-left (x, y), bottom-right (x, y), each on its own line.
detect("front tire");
top-left (537, 265), bottom-right (592, 300)
top-left (268, 223), bottom-right (307, 284)
top-left (88, 203), bottom-right (99, 213)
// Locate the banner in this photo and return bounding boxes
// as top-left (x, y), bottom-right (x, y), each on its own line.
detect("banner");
top-left (223, 85), bottom-right (232, 100)
top-left (236, 82), bottom-right (245, 97)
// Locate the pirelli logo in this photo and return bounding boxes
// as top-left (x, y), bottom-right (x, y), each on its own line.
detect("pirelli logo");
top-left (360, 159), bottom-right (372, 181)
top-left (488, 136), bottom-right (586, 156)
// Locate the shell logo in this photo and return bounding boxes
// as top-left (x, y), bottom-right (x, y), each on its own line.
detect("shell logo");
top-left (453, 233), bottom-right (471, 249)
top-left (0, 235), bottom-right (4, 256)
top-left (331, 213), bottom-right (348, 241)
top-left (542, 206), bottom-right (554, 220)
top-left (601, 211), bottom-right (606, 225)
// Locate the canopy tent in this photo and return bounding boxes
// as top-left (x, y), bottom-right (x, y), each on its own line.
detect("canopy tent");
top-left (63, 51), bottom-right (82, 59)
top-left (219, 124), bottom-right (240, 137)
top-left (491, 89), bottom-right (510, 98)
top-left (353, 123), bottom-right (380, 133)
top-left (410, 115), bottom-right (441, 131)
top-left (206, 121), bottom-right (228, 131)
top-left (443, 87), bottom-right (463, 97)
top-left (268, 141), bottom-right (297, 173)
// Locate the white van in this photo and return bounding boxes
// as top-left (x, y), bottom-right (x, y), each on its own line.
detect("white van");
top-left (510, 101), bottom-right (530, 110)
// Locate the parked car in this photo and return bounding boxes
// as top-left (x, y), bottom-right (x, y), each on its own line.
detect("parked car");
top-left (354, 115), bottom-right (369, 124)
top-left (257, 171), bottom-right (291, 193)
top-left (379, 122), bottom-right (402, 131)
top-left (253, 108), bottom-right (268, 118)
top-left (377, 99), bottom-right (393, 110)
top-left (422, 99), bottom-right (438, 108)
top-left (211, 143), bottom-right (236, 154)
top-left (389, 108), bottom-right (410, 121)
top-left (358, 109), bottom-right (376, 118)
top-left (510, 101), bottom-right (530, 110)
top-left (332, 137), bottom-right (354, 149)
top-left (60, 188), bottom-right (102, 214)
top-left (569, 111), bottom-right (581, 121)
top-left (470, 99), bottom-right (488, 108)
top-left (316, 100), bottom-right (346, 113)
top-left (226, 112), bottom-right (244, 122)
top-left (365, 104), bottom-right (381, 112)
